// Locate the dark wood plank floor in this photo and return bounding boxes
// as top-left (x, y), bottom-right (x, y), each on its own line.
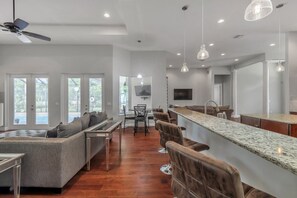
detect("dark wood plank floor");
top-left (2, 127), bottom-right (173, 198)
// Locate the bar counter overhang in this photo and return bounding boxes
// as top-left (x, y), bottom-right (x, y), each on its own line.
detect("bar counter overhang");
top-left (169, 107), bottom-right (297, 198)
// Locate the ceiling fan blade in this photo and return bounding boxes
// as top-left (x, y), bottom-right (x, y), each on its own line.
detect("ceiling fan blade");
top-left (16, 33), bottom-right (32, 43)
top-left (14, 18), bottom-right (29, 30)
top-left (22, 31), bottom-right (51, 41)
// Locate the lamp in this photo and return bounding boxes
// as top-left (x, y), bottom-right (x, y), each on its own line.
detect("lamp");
top-left (181, 6), bottom-right (189, 73)
top-left (197, 0), bottom-right (209, 60)
top-left (276, 3), bottom-right (285, 72)
top-left (244, 0), bottom-right (273, 21)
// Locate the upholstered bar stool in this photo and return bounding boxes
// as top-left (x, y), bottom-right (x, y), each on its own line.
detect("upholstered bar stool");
top-left (153, 112), bottom-right (186, 153)
top-left (166, 141), bottom-right (275, 198)
top-left (156, 120), bottom-right (209, 175)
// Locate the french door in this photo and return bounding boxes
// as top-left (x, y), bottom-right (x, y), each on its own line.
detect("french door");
top-left (9, 75), bottom-right (49, 128)
top-left (62, 74), bottom-right (104, 123)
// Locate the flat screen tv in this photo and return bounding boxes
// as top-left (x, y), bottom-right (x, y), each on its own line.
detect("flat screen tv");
top-left (135, 85), bottom-right (151, 96)
top-left (174, 89), bottom-right (192, 100)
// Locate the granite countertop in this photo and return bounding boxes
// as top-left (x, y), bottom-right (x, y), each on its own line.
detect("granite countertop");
top-left (170, 108), bottom-right (297, 175)
top-left (242, 114), bottom-right (297, 124)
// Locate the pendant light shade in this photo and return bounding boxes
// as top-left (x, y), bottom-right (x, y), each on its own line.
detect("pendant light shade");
top-left (244, 0), bottom-right (273, 21)
top-left (276, 62), bottom-right (285, 72)
top-left (181, 62), bottom-right (189, 73)
top-left (180, 6), bottom-right (189, 73)
top-left (197, 44), bottom-right (209, 60)
top-left (197, 0), bottom-right (209, 61)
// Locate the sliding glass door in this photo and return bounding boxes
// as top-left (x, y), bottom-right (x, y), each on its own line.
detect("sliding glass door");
top-left (9, 75), bottom-right (49, 128)
top-left (63, 74), bottom-right (104, 123)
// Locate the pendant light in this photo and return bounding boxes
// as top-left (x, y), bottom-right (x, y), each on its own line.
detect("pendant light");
top-left (244, 0), bottom-right (273, 21)
top-left (181, 6), bottom-right (189, 73)
top-left (197, 0), bottom-right (209, 60)
top-left (276, 4), bottom-right (285, 72)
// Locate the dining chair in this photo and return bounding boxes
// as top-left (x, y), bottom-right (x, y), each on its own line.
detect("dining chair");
top-left (134, 105), bottom-right (148, 136)
top-left (123, 105), bottom-right (135, 131)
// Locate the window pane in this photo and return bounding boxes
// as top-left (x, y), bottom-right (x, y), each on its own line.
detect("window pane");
top-left (68, 78), bottom-right (81, 122)
top-left (13, 78), bottom-right (27, 125)
top-left (89, 78), bottom-right (102, 112)
top-left (119, 76), bottom-right (129, 114)
top-left (35, 78), bottom-right (48, 124)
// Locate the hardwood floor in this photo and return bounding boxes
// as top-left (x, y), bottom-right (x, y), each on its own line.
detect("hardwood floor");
top-left (2, 127), bottom-right (173, 198)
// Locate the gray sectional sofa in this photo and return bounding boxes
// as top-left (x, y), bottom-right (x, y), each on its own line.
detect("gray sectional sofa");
top-left (0, 112), bottom-right (108, 189)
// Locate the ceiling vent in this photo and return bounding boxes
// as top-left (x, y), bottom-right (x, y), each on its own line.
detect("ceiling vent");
top-left (233, 35), bottom-right (244, 39)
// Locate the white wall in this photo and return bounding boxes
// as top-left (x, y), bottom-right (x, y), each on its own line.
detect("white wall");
top-left (237, 62), bottom-right (263, 114)
top-left (112, 46), bottom-right (131, 118)
top-left (167, 68), bottom-right (211, 106)
top-left (130, 77), bottom-right (152, 108)
top-left (269, 62), bottom-right (284, 113)
top-left (0, 45), bottom-right (113, 128)
top-left (130, 51), bottom-right (167, 110)
top-left (287, 32), bottom-right (297, 112)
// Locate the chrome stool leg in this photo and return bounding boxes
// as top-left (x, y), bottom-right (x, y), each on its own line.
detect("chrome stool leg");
top-left (160, 163), bottom-right (172, 175)
top-left (158, 147), bottom-right (168, 153)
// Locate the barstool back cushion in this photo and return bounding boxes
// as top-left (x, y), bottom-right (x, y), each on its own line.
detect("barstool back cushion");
top-left (166, 141), bottom-right (245, 198)
top-left (156, 120), bottom-right (183, 148)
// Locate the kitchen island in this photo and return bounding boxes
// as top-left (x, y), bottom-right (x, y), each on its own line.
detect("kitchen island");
top-left (169, 108), bottom-right (297, 198)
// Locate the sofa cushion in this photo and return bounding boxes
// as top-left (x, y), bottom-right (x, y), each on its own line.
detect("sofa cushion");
top-left (89, 112), bottom-right (107, 127)
top-left (80, 113), bottom-right (90, 130)
top-left (57, 119), bottom-right (82, 138)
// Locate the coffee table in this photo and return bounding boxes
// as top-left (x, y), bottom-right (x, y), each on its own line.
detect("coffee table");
top-left (85, 120), bottom-right (122, 171)
top-left (0, 153), bottom-right (25, 198)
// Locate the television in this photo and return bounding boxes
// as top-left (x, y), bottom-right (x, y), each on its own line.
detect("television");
top-left (135, 85), bottom-right (151, 96)
top-left (174, 89), bottom-right (192, 100)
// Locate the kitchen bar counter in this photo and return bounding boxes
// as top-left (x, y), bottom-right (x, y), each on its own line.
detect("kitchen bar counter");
top-left (169, 107), bottom-right (297, 197)
top-left (241, 114), bottom-right (297, 137)
top-left (242, 114), bottom-right (297, 124)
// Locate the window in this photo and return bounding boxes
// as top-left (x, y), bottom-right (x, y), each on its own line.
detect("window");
top-left (119, 76), bottom-right (129, 114)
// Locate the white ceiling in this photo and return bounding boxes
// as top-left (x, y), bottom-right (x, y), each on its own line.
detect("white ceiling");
top-left (0, 0), bottom-right (296, 68)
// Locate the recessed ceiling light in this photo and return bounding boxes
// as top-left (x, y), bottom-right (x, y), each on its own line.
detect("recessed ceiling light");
top-left (177, 53), bottom-right (181, 56)
top-left (104, 12), bottom-right (110, 18)
top-left (201, 64), bottom-right (205, 67)
top-left (209, 43), bottom-right (214, 47)
top-left (221, 53), bottom-right (225, 56)
top-left (270, 43), bottom-right (276, 47)
top-left (217, 19), bottom-right (225, 23)
top-left (169, 65), bottom-right (172, 67)
top-left (235, 59), bottom-right (239, 62)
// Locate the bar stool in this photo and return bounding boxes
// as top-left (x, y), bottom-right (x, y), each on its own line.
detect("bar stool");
top-left (166, 141), bottom-right (275, 198)
top-left (156, 120), bottom-right (209, 175)
top-left (153, 112), bottom-right (186, 153)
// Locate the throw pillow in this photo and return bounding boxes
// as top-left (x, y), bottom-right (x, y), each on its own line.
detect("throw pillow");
top-left (81, 113), bottom-right (90, 130)
top-left (46, 122), bottom-right (62, 138)
top-left (89, 111), bottom-right (108, 127)
top-left (57, 119), bottom-right (82, 138)
top-left (97, 112), bottom-right (107, 123)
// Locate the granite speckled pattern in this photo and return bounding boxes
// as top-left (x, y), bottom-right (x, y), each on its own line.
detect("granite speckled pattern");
top-left (242, 114), bottom-right (297, 124)
top-left (170, 108), bottom-right (297, 175)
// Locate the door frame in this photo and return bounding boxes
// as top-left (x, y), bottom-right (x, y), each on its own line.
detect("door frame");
top-left (7, 74), bottom-right (49, 129)
top-left (61, 74), bottom-right (104, 123)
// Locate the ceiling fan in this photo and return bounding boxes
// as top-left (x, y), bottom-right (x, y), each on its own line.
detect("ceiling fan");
top-left (0, 0), bottom-right (51, 43)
